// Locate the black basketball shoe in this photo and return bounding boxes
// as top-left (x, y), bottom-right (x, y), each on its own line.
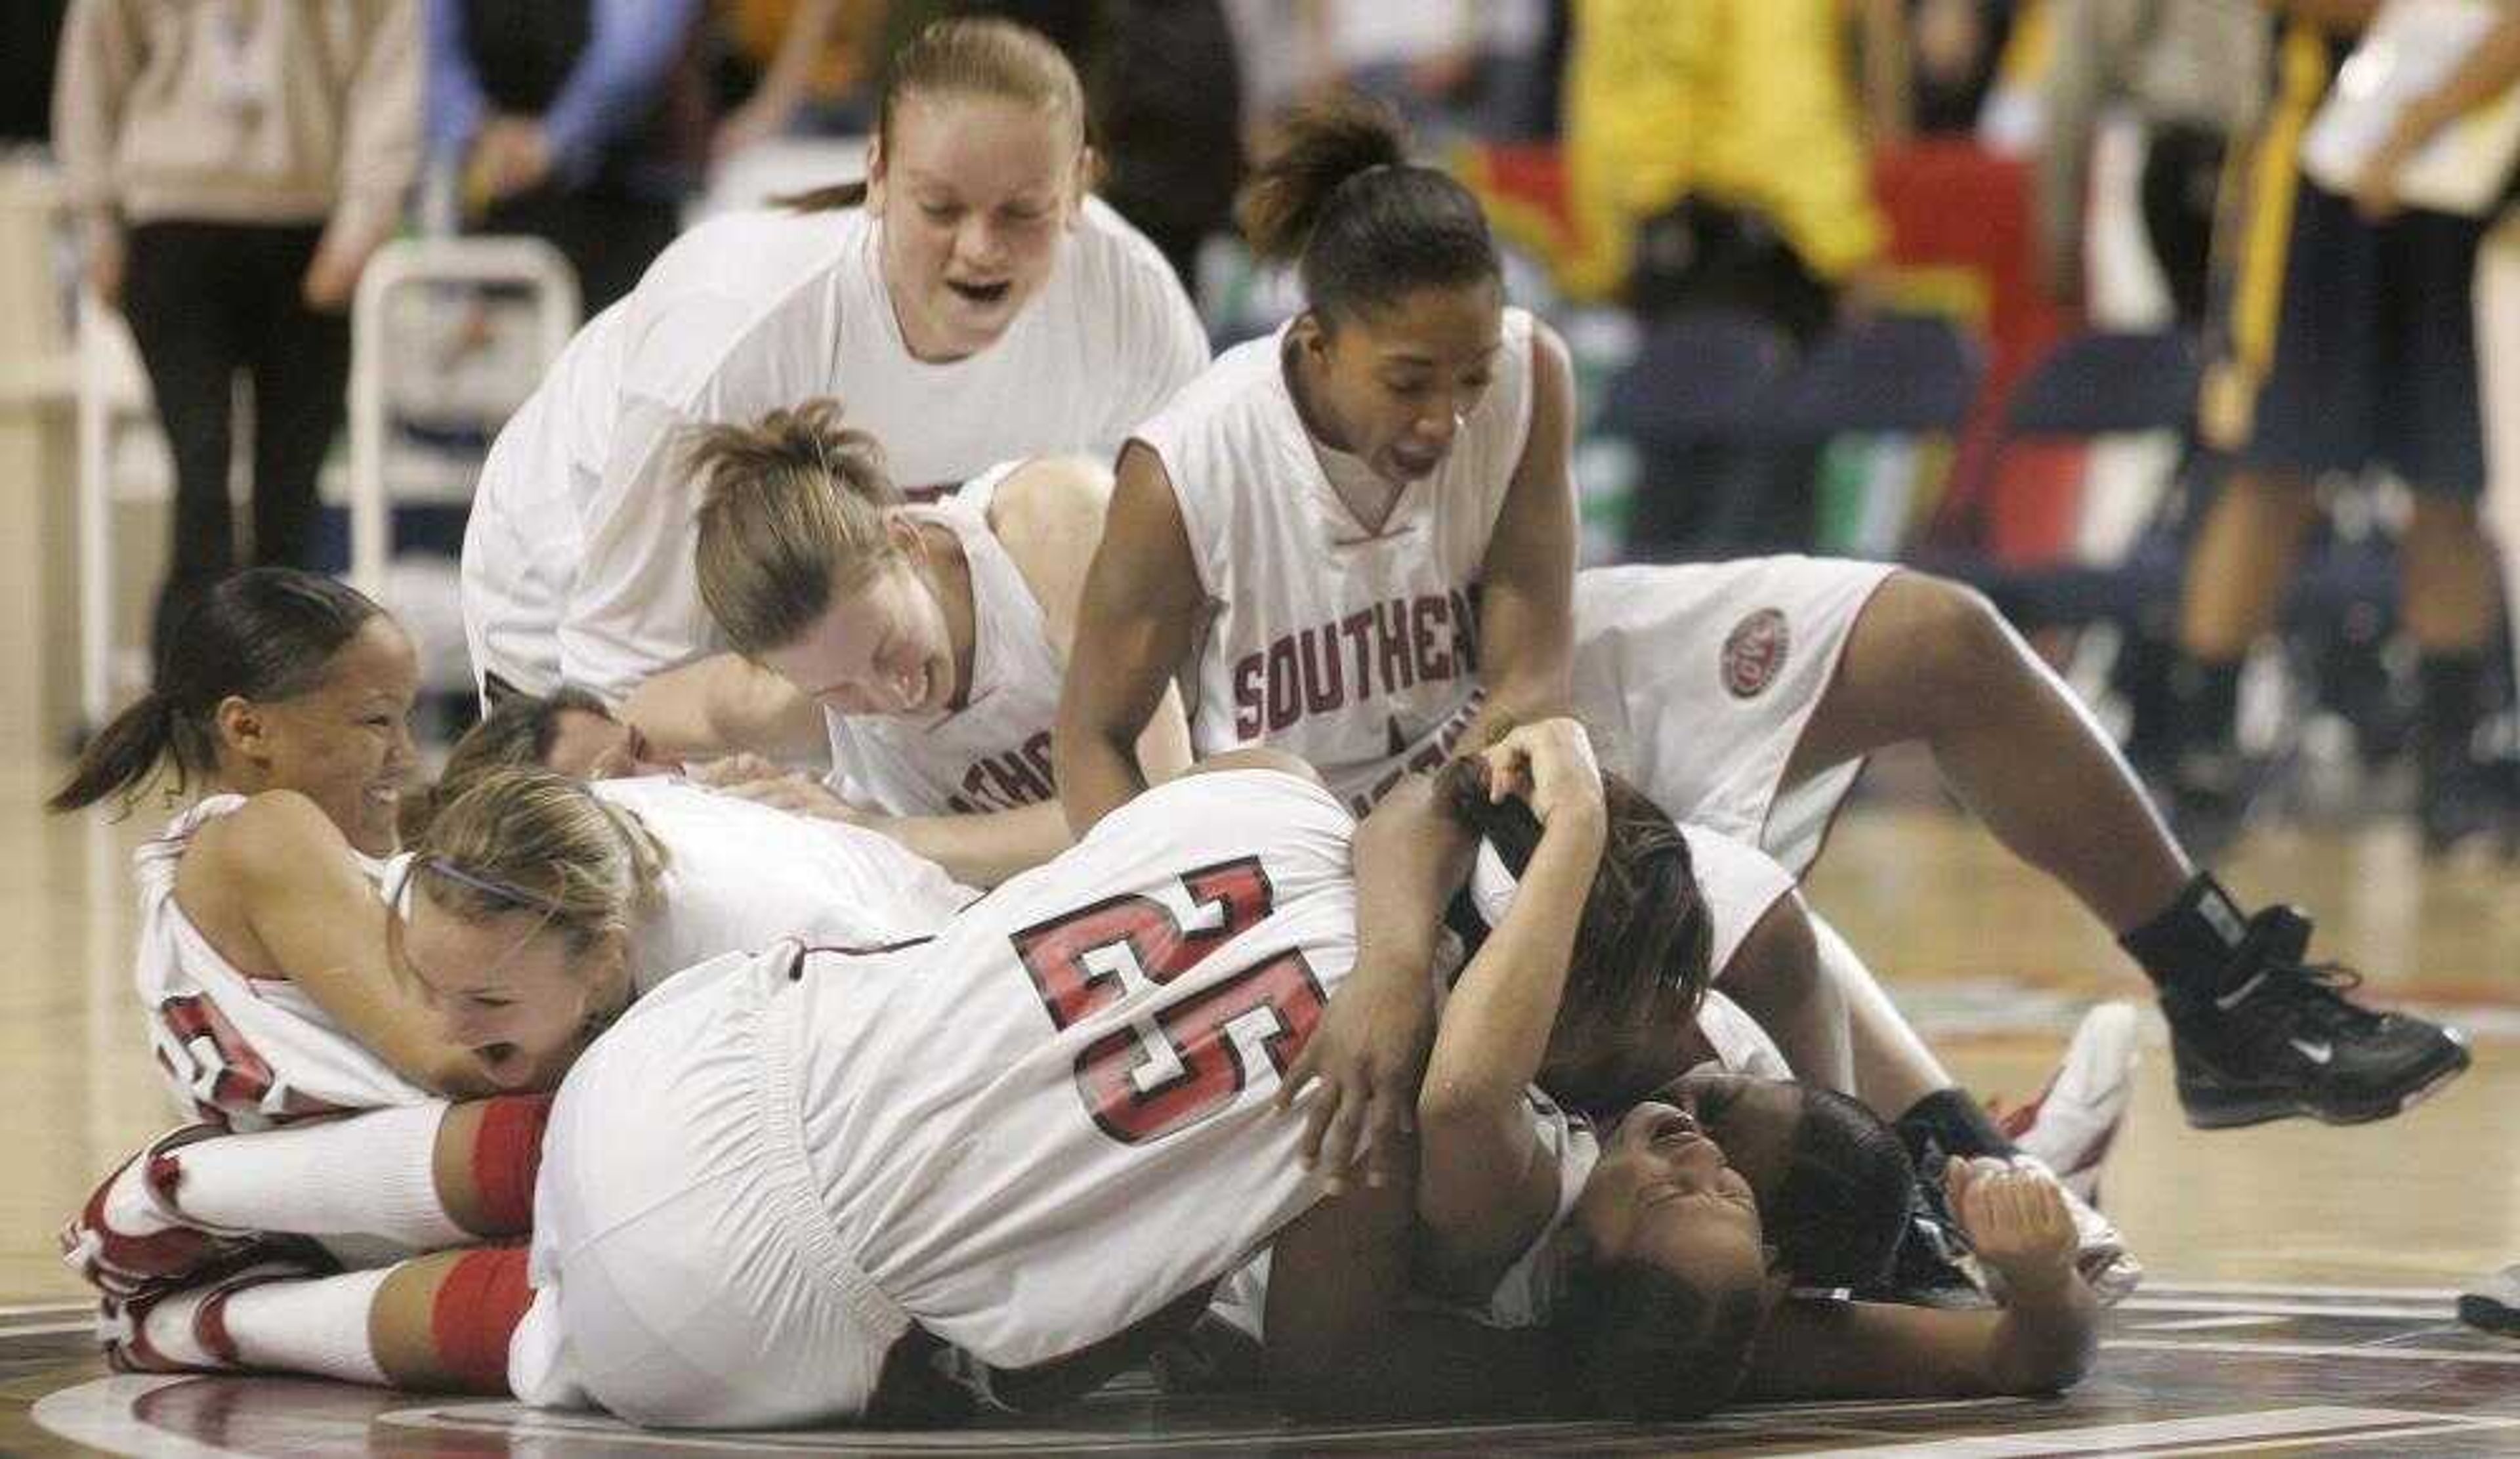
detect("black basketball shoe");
top-left (2163, 905), bottom-right (2470, 1129)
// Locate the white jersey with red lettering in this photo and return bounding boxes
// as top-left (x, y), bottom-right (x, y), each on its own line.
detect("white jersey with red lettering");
top-left (133, 797), bottom-right (431, 1131)
top-left (1135, 310), bottom-right (1537, 816)
top-left (820, 465), bottom-right (1068, 817)
top-left (514, 767), bottom-right (1362, 1428)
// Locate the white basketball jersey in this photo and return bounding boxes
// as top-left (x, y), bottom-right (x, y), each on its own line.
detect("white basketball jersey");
top-left (791, 768), bottom-right (1360, 1368)
top-left (822, 473), bottom-right (1068, 816)
top-left (1136, 309), bottom-right (1537, 814)
top-left (587, 776), bottom-right (977, 996)
top-left (134, 797), bottom-right (432, 1130)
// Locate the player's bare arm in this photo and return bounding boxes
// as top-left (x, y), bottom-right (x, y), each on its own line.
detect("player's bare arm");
top-left (186, 792), bottom-right (498, 1097)
top-left (1744, 1156), bottom-right (2099, 1399)
top-left (1414, 721), bottom-right (1608, 1295)
top-left (620, 652), bottom-right (828, 763)
top-left (1461, 320), bottom-right (1578, 751)
top-left (1053, 439), bottom-right (1208, 834)
top-left (1276, 771), bottom-right (1463, 1190)
top-left (1263, 1160), bottom-right (1575, 1421)
top-left (994, 454), bottom-right (1196, 788)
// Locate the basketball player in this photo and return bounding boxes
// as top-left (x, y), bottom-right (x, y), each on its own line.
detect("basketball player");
top-left (64, 757), bottom-right (985, 1391)
top-left (81, 727), bottom-right (1782, 1426)
top-left (647, 400), bottom-right (1194, 887)
top-left (459, 18), bottom-right (1208, 723)
top-left (48, 569), bottom-right (489, 1121)
top-left (455, 681), bottom-right (2139, 1299)
top-left (1198, 742), bottom-right (2097, 1420)
top-left (1055, 95), bottom-right (2466, 1138)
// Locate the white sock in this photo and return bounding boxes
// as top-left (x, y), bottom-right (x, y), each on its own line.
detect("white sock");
top-left (169, 1104), bottom-right (470, 1250)
top-left (146, 1267), bottom-right (391, 1385)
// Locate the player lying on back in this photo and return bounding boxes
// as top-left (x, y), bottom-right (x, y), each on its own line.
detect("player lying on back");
top-left (1246, 727), bottom-right (2102, 1418)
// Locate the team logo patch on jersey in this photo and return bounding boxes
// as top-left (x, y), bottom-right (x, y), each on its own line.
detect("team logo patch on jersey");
top-left (1721, 608), bottom-right (1790, 699)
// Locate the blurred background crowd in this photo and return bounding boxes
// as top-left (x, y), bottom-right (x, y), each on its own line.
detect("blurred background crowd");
top-left (4, 0), bottom-right (2516, 860)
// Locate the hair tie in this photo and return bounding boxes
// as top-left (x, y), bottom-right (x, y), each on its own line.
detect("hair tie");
top-left (420, 856), bottom-right (566, 918)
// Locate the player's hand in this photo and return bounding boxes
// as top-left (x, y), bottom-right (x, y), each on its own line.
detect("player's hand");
top-left (719, 772), bottom-right (875, 826)
top-left (1473, 717), bottom-right (1604, 830)
top-left (684, 752), bottom-right (790, 789)
top-left (1276, 956), bottom-right (1434, 1196)
top-left (1948, 1156), bottom-right (2078, 1298)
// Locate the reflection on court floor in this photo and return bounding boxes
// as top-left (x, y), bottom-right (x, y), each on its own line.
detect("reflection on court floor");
top-left (11, 1284), bottom-right (2520, 1458)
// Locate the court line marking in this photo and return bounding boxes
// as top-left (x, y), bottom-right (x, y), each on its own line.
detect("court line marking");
top-left (0, 1319), bottom-right (100, 1339)
top-left (2105, 1338), bottom-right (2520, 1364)
top-left (2116, 1297), bottom-right (2451, 1321)
top-left (2104, 1422), bottom-right (2520, 1458)
top-left (2126, 1315), bottom-right (2288, 1332)
top-left (0, 1301), bottom-right (93, 1319)
top-left (1784, 1406), bottom-right (2519, 1457)
top-left (2141, 1280), bottom-right (2465, 1300)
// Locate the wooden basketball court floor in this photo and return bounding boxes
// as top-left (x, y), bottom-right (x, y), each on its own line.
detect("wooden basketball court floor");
top-left (3, 749), bottom-right (2515, 1456)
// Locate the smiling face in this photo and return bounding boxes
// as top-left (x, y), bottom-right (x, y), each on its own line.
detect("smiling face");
top-left (1295, 280), bottom-right (1507, 486)
top-left (222, 616), bottom-right (421, 856)
top-left (396, 886), bottom-right (624, 1089)
top-left (755, 550), bottom-right (959, 719)
top-left (868, 91), bottom-right (1084, 362)
top-left (1575, 1100), bottom-right (1771, 1298)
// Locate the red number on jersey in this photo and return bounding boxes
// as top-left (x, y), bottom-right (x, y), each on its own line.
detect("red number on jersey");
top-left (156, 994), bottom-right (347, 1126)
top-left (1013, 857), bottom-right (1330, 1145)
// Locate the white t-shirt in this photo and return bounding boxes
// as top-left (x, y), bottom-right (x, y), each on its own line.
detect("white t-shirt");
top-left (461, 198), bottom-right (1207, 702)
top-left (820, 471), bottom-right (1068, 816)
top-left (1134, 309), bottom-right (1536, 815)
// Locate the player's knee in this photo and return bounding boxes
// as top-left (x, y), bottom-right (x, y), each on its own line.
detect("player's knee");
top-left (465, 1093), bottom-right (553, 1235)
top-left (1725, 890), bottom-right (1822, 1005)
top-left (428, 1246), bottom-right (534, 1395)
top-left (1876, 573), bottom-right (2016, 702)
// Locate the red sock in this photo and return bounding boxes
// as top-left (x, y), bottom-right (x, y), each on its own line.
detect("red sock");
top-left (430, 1246), bottom-right (533, 1393)
top-left (470, 1094), bottom-right (553, 1234)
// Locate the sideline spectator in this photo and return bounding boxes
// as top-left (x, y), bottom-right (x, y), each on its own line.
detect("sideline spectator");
top-left (54, 0), bottom-right (421, 667)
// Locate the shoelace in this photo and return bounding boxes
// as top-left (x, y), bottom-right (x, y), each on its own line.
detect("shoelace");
top-left (2258, 958), bottom-right (2387, 1036)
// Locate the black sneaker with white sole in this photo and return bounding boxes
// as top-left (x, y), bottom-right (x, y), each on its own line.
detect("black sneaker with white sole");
top-left (2162, 905), bottom-right (2471, 1129)
top-left (2460, 1265), bottom-right (2520, 1337)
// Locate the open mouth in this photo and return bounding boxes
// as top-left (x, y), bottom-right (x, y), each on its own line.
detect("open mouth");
top-left (1648, 1110), bottom-right (1706, 1152)
top-left (946, 278), bottom-right (1013, 307)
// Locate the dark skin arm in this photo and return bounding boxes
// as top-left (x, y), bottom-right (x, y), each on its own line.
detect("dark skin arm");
top-left (1273, 771), bottom-right (1461, 1193)
top-left (1744, 1158), bottom-right (2100, 1399)
top-left (1458, 320), bottom-right (1580, 751)
top-left (1262, 1152), bottom-right (1578, 1421)
top-left (1053, 440), bottom-right (1206, 836)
